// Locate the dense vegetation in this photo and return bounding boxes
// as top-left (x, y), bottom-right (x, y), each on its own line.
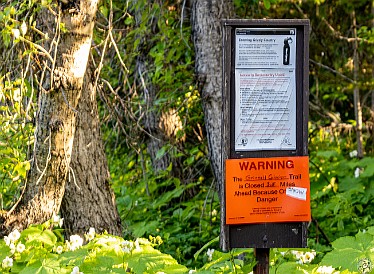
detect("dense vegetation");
top-left (0, 0), bottom-right (373, 273)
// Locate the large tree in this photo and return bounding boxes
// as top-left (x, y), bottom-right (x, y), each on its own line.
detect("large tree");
top-left (61, 64), bottom-right (122, 237)
top-left (0, 0), bottom-right (121, 237)
top-left (191, 0), bottom-right (234, 192)
top-left (191, 0), bottom-right (234, 249)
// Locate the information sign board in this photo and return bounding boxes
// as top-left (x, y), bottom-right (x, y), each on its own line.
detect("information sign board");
top-left (222, 19), bottom-right (310, 249)
top-left (226, 156), bottom-right (310, 224)
top-left (235, 28), bottom-right (297, 151)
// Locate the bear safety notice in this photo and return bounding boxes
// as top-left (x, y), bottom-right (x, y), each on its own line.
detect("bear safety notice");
top-left (234, 28), bottom-right (297, 151)
top-left (225, 156), bottom-right (311, 224)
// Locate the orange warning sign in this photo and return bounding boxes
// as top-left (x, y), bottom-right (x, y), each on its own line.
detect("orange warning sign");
top-left (225, 156), bottom-right (311, 225)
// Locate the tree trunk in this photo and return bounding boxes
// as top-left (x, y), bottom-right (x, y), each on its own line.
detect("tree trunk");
top-left (0, 0), bottom-right (99, 236)
top-left (191, 0), bottom-right (234, 192)
top-left (352, 10), bottom-right (364, 158)
top-left (60, 65), bottom-right (122, 238)
top-left (134, 3), bottom-right (183, 178)
top-left (137, 58), bottom-right (172, 173)
top-left (191, 0), bottom-right (233, 192)
top-left (191, 0), bottom-right (234, 251)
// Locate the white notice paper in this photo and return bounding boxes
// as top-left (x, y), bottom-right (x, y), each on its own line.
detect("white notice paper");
top-left (286, 187), bottom-right (307, 201)
top-left (235, 28), bottom-right (297, 151)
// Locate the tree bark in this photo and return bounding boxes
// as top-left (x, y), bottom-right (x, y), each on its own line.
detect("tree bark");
top-left (60, 65), bottom-right (122, 238)
top-left (352, 10), bottom-right (364, 158)
top-left (137, 58), bottom-right (172, 173)
top-left (191, 0), bottom-right (234, 251)
top-left (134, 3), bottom-right (183, 178)
top-left (0, 0), bottom-right (99, 236)
top-left (191, 0), bottom-right (234, 194)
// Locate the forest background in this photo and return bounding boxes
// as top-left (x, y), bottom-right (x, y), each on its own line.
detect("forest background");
top-left (0, 0), bottom-right (373, 273)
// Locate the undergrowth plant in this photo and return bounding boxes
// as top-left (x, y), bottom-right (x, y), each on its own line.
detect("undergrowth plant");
top-left (1, 217), bottom-right (374, 273)
top-left (108, 144), bottom-right (218, 268)
top-left (308, 125), bottom-right (374, 244)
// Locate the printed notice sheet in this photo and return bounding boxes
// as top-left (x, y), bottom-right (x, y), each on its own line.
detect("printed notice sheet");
top-left (235, 28), bottom-right (297, 151)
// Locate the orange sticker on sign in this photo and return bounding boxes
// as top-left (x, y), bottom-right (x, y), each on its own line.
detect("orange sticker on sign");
top-left (225, 156), bottom-right (311, 224)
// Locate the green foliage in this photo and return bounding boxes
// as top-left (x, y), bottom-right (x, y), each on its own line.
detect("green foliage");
top-left (109, 144), bottom-right (217, 268)
top-left (320, 229), bottom-right (374, 273)
top-left (97, 0), bottom-right (213, 268)
top-left (308, 126), bottom-right (374, 242)
top-left (0, 218), bottom-right (188, 274)
top-left (2, 218), bottom-right (374, 273)
top-left (235, 0), bottom-right (373, 154)
top-left (0, 0), bottom-right (39, 210)
top-left (0, 76), bottom-right (34, 210)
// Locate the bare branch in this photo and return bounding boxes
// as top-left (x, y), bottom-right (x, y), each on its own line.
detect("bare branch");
top-left (310, 59), bottom-right (354, 83)
top-left (322, 18), bottom-right (373, 44)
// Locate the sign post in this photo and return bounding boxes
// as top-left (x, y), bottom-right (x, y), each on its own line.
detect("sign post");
top-left (222, 19), bottom-right (310, 273)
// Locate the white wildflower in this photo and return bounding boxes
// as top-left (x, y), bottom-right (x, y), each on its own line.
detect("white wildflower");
top-left (189, 270), bottom-right (196, 274)
top-left (8, 229), bottom-right (21, 243)
top-left (9, 243), bottom-right (16, 254)
top-left (4, 236), bottom-right (11, 246)
top-left (71, 266), bottom-right (83, 274)
top-left (2, 256), bottom-right (13, 268)
top-left (11, 29), bottom-right (20, 39)
top-left (300, 251), bottom-right (315, 264)
top-left (51, 214), bottom-right (63, 227)
top-left (20, 21), bottom-right (27, 36)
top-left (349, 150), bottom-right (358, 158)
top-left (211, 209), bottom-right (218, 216)
top-left (13, 88), bottom-right (21, 102)
top-left (316, 265), bottom-right (336, 274)
top-left (291, 250), bottom-right (303, 260)
top-left (134, 239), bottom-right (141, 251)
top-left (85, 227), bottom-right (95, 242)
top-left (67, 235), bottom-right (83, 251)
top-left (121, 240), bottom-right (134, 253)
top-left (55, 245), bottom-right (64, 254)
top-left (207, 248), bottom-right (214, 261)
top-left (354, 167), bottom-right (361, 178)
top-left (16, 242), bottom-right (25, 253)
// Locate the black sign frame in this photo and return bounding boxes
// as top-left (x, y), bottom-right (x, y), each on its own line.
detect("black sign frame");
top-left (222, 19), bottom-right (310, 249)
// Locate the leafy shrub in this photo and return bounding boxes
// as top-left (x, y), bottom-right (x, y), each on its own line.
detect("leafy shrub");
top-left (1, 217), bottom-right (374, 273)
top-left (0, 218), bottom-right (188, 273)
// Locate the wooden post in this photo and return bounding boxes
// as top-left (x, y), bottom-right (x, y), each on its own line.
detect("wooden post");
top-left (254, 248), bottom-right (270, 274)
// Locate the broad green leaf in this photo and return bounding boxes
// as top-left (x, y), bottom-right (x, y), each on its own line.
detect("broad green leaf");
top-left (332, 236), bottom-right (362, 250)
top-left (320, 249), bottom-right (362, 272)
top-left (321, 230), bottom-right (374, 272)
top-left (263, 0), bottom-right (271, 9)
top-left (19, 256), bottom-right (66, 274)
top-left (23, 228), bottom-right (57, 247)
top-left (130, 220), bottom-right (159, 238)
top-left (156, 145), bottom-right (167, 160)
top-left (275, 262), bottom-right (314, 274)
top-left (152, 185), bottom-right (185, 208)
top-left (316, 150), bottom-right (339, 159)
top-left (194, 236), bottom-right (219, 260)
